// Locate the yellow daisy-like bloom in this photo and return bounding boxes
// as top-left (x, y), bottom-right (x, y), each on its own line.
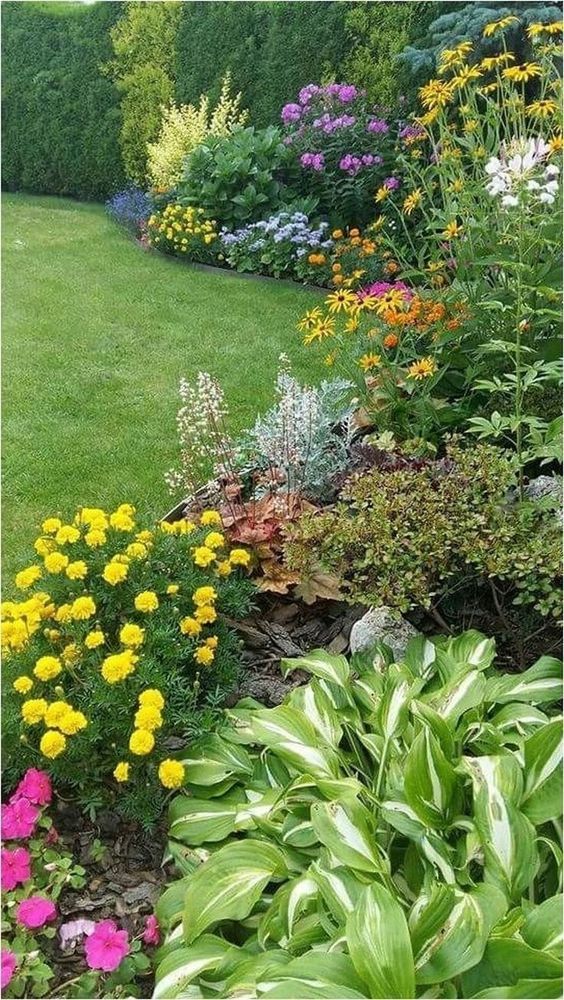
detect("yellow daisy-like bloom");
top-left (85, 529), bottom-right (106, 548)
top-left (15, 566), bottom-right (42, 590)
top-left (139, 689), bottom-right (164, 711)
top-left (304, 316), bottom-right (336, 344)
top-left (166, 584), bottom-right (179, 595)
top-left (193, 586), bottom-right (217, 607)
top-left (126, 542), bottom-right (148, 560)
top-left (158, 759), bottom-right (185, 789)
top-left (200, 510), bottom-right (222, 527)
top-left (297, 307), bottom-right (324, 333)
top-left (61, 643), bottom-right (80, 666)
top-left (113, 762), bottom-right (129, 782)
top-left (40, 730), bottom-right (67, 759)
top-left (503, 63), bottom-right (542, 83)
top-left (437, 41), bottom-right (473, 73)
top-left (408, 356), bottom-right (437, 380)
top-left (34, 655), bottom-right (62, 682)
top-left (324, 352), bottom-right (337, 367)
top-left (66, 560), bottom-right (88, 581)
top-left (134, 705), bottom-right (163, 731)
top-left (45, 701), bottom-right (73, 728)
top-left (42, 517), bottom-right (62, 535)
top-left (374, 185), bottom-right (391, 202)
top-left (479, 53), bottom-right (514, 71)
top-left (71, 596), bottom-right (96, 620)
top-left (451, 65), bottom-right (482, 89)
top-left (483, 15), bottom-right (519, 37)
top-left (180, 616), bottom-right (202, 637)
top-left (101, 649), bottom-right (138, 684)
top-left (55, 525), bottom-right (80, 545)
top-left (527, 20), bottom-right (563, 38)
top-left (103, 562), bottom-right (128, 586)
top-left (229, 548), bottom-right (251, 567)
top-left (22, 698), bottom-right (48, 724)
top-left (135, 591), bottom-right (159, 613)
top-left (442, 221), bottom-right (463, 239)
top-left (195, 605), bottom-right (217, 625)
top-left (418, 78), bottom-right (454, 110)
top-left (326, 289), bottom-right (358, 314)
top-left (13, 676), bottom-right (33, 695)
top-left (194, 645), bottom-right (215, 666)
top-left (204, 532), bottom-right (225, 550)
top-left (120, 623), bottom-right (145, 647)
top-left (58, 710), bottom-right (88, 735)
top-left (44, 552), bottom-right (69, 574)
top-left (526, 99), bottom-right (559, 118)
top-left (85, 629), bottom-right (105, 649)
top-left (216, 560), bottom-right (232, 577)
top-left (129, 729), bottom-right (155, 755)
top-left (402, 189), bottom-right (423, 216)
top-left (193, 546), bottom-right (215, 568)
top-left (549, 133), bottom-right (563, 153)
top-left (359, 353), bottom-right (382, 371)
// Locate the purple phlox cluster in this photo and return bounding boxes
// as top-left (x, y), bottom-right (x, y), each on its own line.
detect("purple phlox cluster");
top-left (106, 186), bottom-right (153, 231)
top-left (220, 213), bottom-right (334, 258)
top-left (367, 118), bottom-right (389, 134)
top-left (282, 82), bottom-right (362, 123)
top-left (383, 176), bottom-right (401, 190)
top-left (339, 153), bottom-right (383, 176)
top-left (300, 151), bottom-right (325, 171)
top-left (313, 113), bottom-right (356, 133)
top-left (281, 102), bottom-right (302, 124)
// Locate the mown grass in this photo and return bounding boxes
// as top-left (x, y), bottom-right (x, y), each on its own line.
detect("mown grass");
top-left (2, 194), bottom-right (325, 585)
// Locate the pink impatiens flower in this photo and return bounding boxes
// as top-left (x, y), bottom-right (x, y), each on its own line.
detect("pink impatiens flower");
top-left (16, 895), bottom-right (57, 929)
top-left (14, 769), bottom-right (52, 806)
top-left (1, 797), bottom-right (39, 840)
top-left (84, 920), bottom-right (129, 972)
top-left (142, 913), bottom-right (160, 946)
top-left (1, 847), bottom-right (31, 891)
top-left (1, 950), bottom-right (17, 988)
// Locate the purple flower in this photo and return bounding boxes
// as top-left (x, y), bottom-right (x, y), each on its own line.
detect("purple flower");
top-left (299, 84), bottom-right (320, 105)
top-left (367, 118), bottom-right (389, 134)
top-left (384, 176), bottom-right (400, 190)
top-left (399, 124), bottom-right (426, 143)
top-left (281, 103), bottom-right (302, 124)
top-left (300, 152), bottom-right (325, 171)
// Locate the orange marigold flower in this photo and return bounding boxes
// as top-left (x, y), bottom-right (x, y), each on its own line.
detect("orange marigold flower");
top-left (383, 333), bottom-right (399, 348)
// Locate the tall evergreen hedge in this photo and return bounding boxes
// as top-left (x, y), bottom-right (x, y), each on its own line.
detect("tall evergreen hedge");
top-left (1, 1), bottom-right (124, 200)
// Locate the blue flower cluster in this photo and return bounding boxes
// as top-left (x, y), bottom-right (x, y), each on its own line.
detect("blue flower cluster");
top-left (105, 187), bottom-right (153, 233)
top-left (221, 212), bottom-right (333, 259)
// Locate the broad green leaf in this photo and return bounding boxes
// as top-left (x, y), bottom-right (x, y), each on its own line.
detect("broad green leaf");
top-left (434, 631), bottom-right (496, 682)
top-left (485, 657), bottom-right (562, 706)
top-left (183, 841), bottom-right (286, 944)
top-left (489, 704), bottom-right (550, 741)
top-left (402, 635), bottom-right (437, 679)
top-left (521, 896), bottom-right (563, 955)
top-left (310, 799), bottom-right (384, 873)
top-left (410, 701), bottom-right (455, 758)
top-left (259, 953), bottom-right (367, 999)
top-left (404, 727), bottom-right (460, 827)
top-left (223, 950), bottom-right (291, 995)
top-left (380, 799), bottom-right (428, 841)
top-left (473, 980), bottom-right (563, 999)
top-left (377, 668), bottom-right (411, 742)
top-left (346, 883), bottom-right (415, 999)
top-left (169, 798), bottom-right (239, 845)
top-left (156, 876), bottom-right (192, 931)
top-left (249, 705), bottom-right (340, 778)
top-left (461, 938), bottom-right (563, 997)
top-left (152, 935), bottom-right (234, 999)
top-left (260, 982), bottom-right (366, 999)
top-left (178, 734), bottom-right (253, 785)
top-left (281, 649), bottom-right (350, 687)
top-left (289, 679), bottom-right (343, 746)
top-left (521, 719), bottom-right (563, 824)
top-left (419, 832), bottom-right (457, 884)
top-left (430, 669), bottom-right (487, 725)
top-left (310, 860), bottom-right (364, 924)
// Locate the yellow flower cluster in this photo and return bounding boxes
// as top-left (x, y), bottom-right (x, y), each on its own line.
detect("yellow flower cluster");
top-left (20, 693), bottom-right (87, 759)
top-left (147, 204), bottom-right (218, 255)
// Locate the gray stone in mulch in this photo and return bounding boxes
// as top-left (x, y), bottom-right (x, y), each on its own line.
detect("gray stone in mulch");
top-left (349, 605), bottom-right (421, 663)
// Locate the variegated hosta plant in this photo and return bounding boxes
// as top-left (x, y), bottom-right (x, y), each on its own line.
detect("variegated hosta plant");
top-left (153, 631), bottom-right (563, 1000)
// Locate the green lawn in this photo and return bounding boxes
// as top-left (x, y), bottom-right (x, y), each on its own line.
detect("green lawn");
top-left (2, 194), bottom-right (325, 586)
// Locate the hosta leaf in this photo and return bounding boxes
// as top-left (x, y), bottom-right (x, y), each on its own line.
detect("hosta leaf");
top-left (280, 814), bottom-right (317, 848)
top-left (152, 935), bottom-right (234, 999)
top-left (223, 950), bottom-right (291, 995)
top-left (183, 841), bottom-right (287, 944)
top-left (380, 799), bottom-right (428, 841)
top-left (179, 735), bottom-right (253, 785)
top-left (473, 980), bottom-right (563, 999)
top-left (310, 799), bottom-right (384, 873)
top-left (156, 876), bottom-right (192, 931)
top-left (249, 705), bottom-right (340, 778)
top-left (521, 719), bottom-right (563, 824)
top-left (461, 938), bottom-right (563, 997)
top-left (419, 831), bottom-right (457, 884)
top-left (521, 896), bottom-right (563, 955)
top-left (281, 649), bottom-right (350, 687)
top-left (403, 634), bottom-right (437, 679)
top-left (259, 953), bottom-right (367, 999)
top-left (310, 861), bottom-right (364, 925)
top-left (485, 657), bottom-right (563, 706)
top-left (404, 727), bottom-right (460, 827)
top-left (289, 679), bottom-right (343, 746)
top-left (489, 704), bottom-right (550, 742)
top-left (260, 982), bottom-right (366, 999)
top-left (377, 668), bottom-right (412, 741)
top-left (430, 669), bottom-right (487, 725)
top-left (346, 883), bottom-right (415, 999)
top-left (410, 701), bottom-right (455, 758)
top-left (282, 876), bottom-right (318, 940)
top-left (168, 797), bottom-right (240, 845)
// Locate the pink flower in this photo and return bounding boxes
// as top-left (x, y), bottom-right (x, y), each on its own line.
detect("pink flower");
top-left (142, 914), bottom-right (160, 946)
top-left (1, 847), bottom-right (31, 891)
top-left (14, 769), bottom-right (52, 806)
top-left (1, 797), bottom-right (39, 840)
top-left (16, 895), bottom-right (57, 929)
top-left (1, 950), bottom-right (17, 989)
top-left (85, 920), bottom-right (129, 972)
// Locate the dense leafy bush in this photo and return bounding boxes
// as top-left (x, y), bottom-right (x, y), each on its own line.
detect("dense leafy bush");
top-left (105, 186), bottom-right (154, 235)
top-left (285, 439), bottom-right (562, 616)
top-left (220, 212), bottom-right (334, 281)
top-left (1, 2), bottom-right (124, 200)
top-left (2, 504), bottom-right (254, 825)
top-left (178, 126), bottom-right (298, 229)
top-left (147, 204), bottom-right (219, 263)
top-left (153, 636), bottom-right (563, 999)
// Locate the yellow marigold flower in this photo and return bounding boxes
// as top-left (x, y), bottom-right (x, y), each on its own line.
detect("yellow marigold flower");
top-left (103, 562), bottom-right (128, 586)
top-left (85, 629), bottom-right (105, 649)
top-left (75, 507), bottom-right (109, 530)
top-left (451, 65), bottom-right (482, 88)
top-left (66, 560), bottom-right (88, 581)
top-left (136, 530), bottom-right (153, 544)
top-left (418, 78), bottom-right (454, 110)
top-left (113, 762), bottom-right (129, 782)
top-left (158, 759), bottom-right (185, 789)
top-left (408, 356), bottom-right (437, 380)
top-left (55, 525), bottom-right (80, 545)
top-left (45, 701), bottom-right (73, 728)
top-left (110, 554), bottom-right (130, 565)
top-left (527, 99), bottom-right (559, 118)
top-left (34, 537), bottom-right (56, 558)
top-left (34, 656), bottom-right (62, 682)
top-left (359, 353), bottom-right (382, 371)
top-left (229, 548), bottom-right (251, 567)
top-left (42, 517), bottom-right (62, 535)
top-left (134, 705), bottom-right (163, 731)
top-left (195, 605), bottom-right (217, 625)
top-left (216, 560), bottom-right (232, 577)
top-left (109, 511), bottom-right (135, 532)
top-left (13, 676), bottom-right (33, 695)
top-left (139, 689), bottom-right (164, 710)
top-left (200, 510), bottom-right (222, 527)
top-left (85, 529), bottom-right (106, 548)
top-left (40, 730), bottom-right (67, 759)
top-left (166, 584), bottom-right (179, 595)
top-left (205, 636), bottom-right (218, 650)
top-left (194, 645), bottom-right (214, 666)
top-left (126, 542), bottom-right (148, 560)
top-left (129, 729), bottom-right (155, 755)
top-left (193, 546), bottom-right (215, 567)
top-left (326, 289), bottom-right (358, 314)
top-left (204, 532), bottom-right (225, 550)
top-left (304, 316), bottom-right (336, 344)
top-left (101, 649), bottom-right (138, 684)
top-left (180, 616), bottom-right (202, 637)
top-left (503, 63), bottom-right (542, 83)
top-left (62, 643), bottom-right (80, 666)
top-left (120, 623), bottom-right (145, 647)
top-left (44, 552), bottom-right (69, 574)
top-left (58, 710), bottom-right (88, 735)
top-left (135, 591), bottom-right (159, 613)
top-left (403, 189), bottom-right (423, 216)
top-left (22, 698), bottom-right (48, 724)
top-left (483, 15), bottom-right (519, 37)
top-left (193, 586), bottom-right (217, 607)
top-left (44, 627), bottom-right (61, 641)
top-left (442, 220), bottom-right (463, 239)
top-left (332, 228), bottom-right (343, 239)
top-left (15, 566), bottom-right (42, 590)
top-left (71, 596), bottom-right (96, 620)
top-left (54, 603), bottom-right (73, 623)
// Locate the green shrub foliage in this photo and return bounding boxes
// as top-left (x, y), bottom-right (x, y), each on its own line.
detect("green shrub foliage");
top-left (1, 2), bottom-right (124, 200)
